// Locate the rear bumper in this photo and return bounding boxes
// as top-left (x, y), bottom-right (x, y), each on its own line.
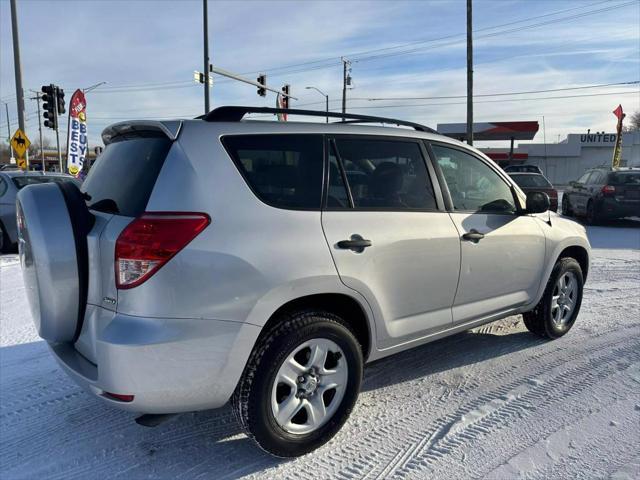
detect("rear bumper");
top-left (598, 198), bottom-right (640, 219)
top-left (49, 312), bottom-right (261, 414)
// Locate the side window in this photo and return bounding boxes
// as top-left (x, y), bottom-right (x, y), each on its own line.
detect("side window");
top-left (332, 138), bottom-right (436, 210)
top-left (587, 171), bottom-right (604, 185)
top-left (432, 144), bottom-right (516, 213)
top-left (577, 172), bottom-right (592, 184)
top-left (0, 177), bottom-right (7, 197)
top-left (222, 134), bottom-right (324, 209)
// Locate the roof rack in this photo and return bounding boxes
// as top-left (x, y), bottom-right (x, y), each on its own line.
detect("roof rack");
top-left (201, 106), bottom-right (438, 134)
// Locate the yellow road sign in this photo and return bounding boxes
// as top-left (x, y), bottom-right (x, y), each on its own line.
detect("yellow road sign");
top-left (11, 128), bottom-right (31, 159)
top-left (17, 157), bottom-right (27, 170)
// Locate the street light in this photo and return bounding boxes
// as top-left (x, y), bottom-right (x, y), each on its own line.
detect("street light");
top-left (83, 81), bottom-right (107, 94)
top-left (305, 86), bottom-right (329, 123)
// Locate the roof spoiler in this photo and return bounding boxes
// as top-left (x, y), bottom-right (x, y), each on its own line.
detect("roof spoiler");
top-left (102, 120), bottom-right (182, 145)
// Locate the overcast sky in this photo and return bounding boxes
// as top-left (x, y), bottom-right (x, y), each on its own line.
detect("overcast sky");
top-left (1, 0), bottom-right (639, 148)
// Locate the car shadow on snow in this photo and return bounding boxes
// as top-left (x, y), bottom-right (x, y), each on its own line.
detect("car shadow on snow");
top-left (1, 323), bottom-right (546, 478)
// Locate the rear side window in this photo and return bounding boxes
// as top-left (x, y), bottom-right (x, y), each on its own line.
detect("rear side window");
top-left (331, 138), bottom-right (436, 210)
top-left (222, 134), bottom-right (324, 209)
top-left (82, 135), bottom-right (171, 216)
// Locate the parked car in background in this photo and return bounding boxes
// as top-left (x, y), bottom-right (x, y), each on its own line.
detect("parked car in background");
top-left (0, 171), bottom-right (81, 252)
top-left (16, 106), bottom-right (590, 457)
top-left (504, 164), bottom-right (543, 174)
top-left (508, 172), bottom-right (558, 212)
top-left (562, 166), bottom-right (640, 224)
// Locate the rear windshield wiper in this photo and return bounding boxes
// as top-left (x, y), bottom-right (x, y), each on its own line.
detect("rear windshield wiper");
top-left (88, 198), bottom-right (120, 214)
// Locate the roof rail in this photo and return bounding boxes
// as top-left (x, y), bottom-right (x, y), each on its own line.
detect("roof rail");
top-left (201, 106), bottom-right (438, 134)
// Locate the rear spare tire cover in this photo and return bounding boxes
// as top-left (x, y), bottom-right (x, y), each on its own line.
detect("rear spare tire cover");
top-left (16, 182), bottom-right (93, 343)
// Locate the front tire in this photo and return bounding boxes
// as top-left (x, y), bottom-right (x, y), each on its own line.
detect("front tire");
top-left (232, 310), bottom-right (363, 457)
top-left (585, 200), bottom-right (600, 225)
top-left (523, 257), bottom-right (584, 339)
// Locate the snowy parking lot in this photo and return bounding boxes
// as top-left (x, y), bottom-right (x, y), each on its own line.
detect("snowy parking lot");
top-left (1, 220), bottom-right (639, 479)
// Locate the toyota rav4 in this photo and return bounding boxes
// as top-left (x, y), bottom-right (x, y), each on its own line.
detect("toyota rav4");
top-left (17, 106), bottom-right (590, 457)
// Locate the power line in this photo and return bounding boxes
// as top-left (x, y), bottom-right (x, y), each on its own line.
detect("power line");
top-left (365, 81), bottom-right (640, 101)
top-left (346, 90), bottom-right (639, 110)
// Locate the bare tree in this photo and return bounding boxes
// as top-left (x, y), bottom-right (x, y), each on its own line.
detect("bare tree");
top-left (623, 110), bottom-right (640, 132)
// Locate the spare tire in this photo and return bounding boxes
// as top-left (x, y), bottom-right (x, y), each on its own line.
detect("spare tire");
top-left (16, 182), bottom-right (94, 343)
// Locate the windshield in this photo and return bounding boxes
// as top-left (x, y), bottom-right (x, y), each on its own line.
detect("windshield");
top-left (608, 172), bottom-right (640, 185)
top-left (510, 174), bottom-right (552, 188)
top-left (11, 176), bottom-right (81, 190)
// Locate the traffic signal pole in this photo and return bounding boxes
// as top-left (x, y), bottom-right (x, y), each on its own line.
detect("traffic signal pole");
top-left (203, 0), bottom-right (210, 114)
top-left (31, 92), bottom-right (45, 170)
top-left (54, 91), bottom-right (62, 172)
top-left (10, 0), bottom-right (27, 166)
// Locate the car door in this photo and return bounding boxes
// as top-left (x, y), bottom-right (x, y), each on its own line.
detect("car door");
top-left (570, 171), bottom-right (594, 214)
top-left (429, 143), bottom-right (546, 324)
top-left (321, 135), bottom-right (461, 349)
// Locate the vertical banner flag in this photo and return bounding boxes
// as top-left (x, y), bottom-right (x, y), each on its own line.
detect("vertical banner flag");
top-left (67, 89), bottom-right (88, 177)
top-left (611, 104), bottom-right (625, 169)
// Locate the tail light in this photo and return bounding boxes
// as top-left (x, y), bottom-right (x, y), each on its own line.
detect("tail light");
top-left (601, 185), bottom-right (616, 195)
top-left (115, 212), bottom-right (210, 289)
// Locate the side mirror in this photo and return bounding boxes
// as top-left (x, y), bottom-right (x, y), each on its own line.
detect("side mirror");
top-left (526, 191), bottom-right (550, 214)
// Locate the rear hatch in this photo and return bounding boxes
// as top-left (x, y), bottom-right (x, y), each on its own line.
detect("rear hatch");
top-left (608, 171), bottom-right (640, 202)
top-left (74, 122), bottom-right (179, 362)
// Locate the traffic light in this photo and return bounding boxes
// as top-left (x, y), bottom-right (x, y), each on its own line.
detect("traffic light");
top-left (56, 88), bottom-right (66, 115)
top-left (281, 85), bottom-right (290, 109)
top-left (257, 74), bottom-right (266, 97)
top-left (41, 84), bottom-right (58, 130)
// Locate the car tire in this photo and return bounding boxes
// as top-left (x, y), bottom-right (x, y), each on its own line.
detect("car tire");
top-left (0, 221), bottom-right (13, 254)
top-left (585, 200), bottom-right (601, 225)
top-left (232, 310), bottom-right (363, 457)
top-left (561, 195), bottom-right (573, 217)
top-left (523, 257), bottom-right (583, 339)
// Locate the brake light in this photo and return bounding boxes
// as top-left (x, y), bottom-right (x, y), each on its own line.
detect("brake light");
top-left (115, 212), bottom-right (210, 289)
top-left (601, 185), bottom-right (616, 195)
top-left (102, 391), bottom-right (135, 402)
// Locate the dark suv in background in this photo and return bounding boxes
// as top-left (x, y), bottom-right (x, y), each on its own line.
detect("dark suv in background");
top-left (562, 166), bottom-right (640, 224)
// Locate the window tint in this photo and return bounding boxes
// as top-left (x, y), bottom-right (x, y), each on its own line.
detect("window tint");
top-left (609, 172), bottom-right (640, 185)
top-left (82, 135), bottom-right (172, 216)
top-left (510, 174), bottom-right (552, 188)
top-left (432, 145), bottom-right (516, 213)
top-left (0, 177), bottom-right (7, 196)
top-left (332, 138), bottom-right (436, 210)
top-left (11, 175), bottom-right (81, 190)
top-left (223, 134), bottom-right (323, 209)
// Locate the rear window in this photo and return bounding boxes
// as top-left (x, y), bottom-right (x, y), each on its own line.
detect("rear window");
top-left (11, 175), bottom-right (81, 190)
top-left (510, 174), bottom-right (552, 188)
top-left (82, 135), bottom-right (171, 216)
top-left (222, 134), bottom-right (324, 209)
top-left (608, 172), bottom-right (640, 185)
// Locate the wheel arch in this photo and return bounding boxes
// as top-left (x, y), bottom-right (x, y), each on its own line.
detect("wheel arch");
top-left (557, 245), bottom-right (589, 281)
top-left (259, 293), bottom-right (372, 360)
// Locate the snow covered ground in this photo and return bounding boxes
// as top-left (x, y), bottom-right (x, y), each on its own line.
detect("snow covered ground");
top-left (1, 221), bottom-right (639, 480)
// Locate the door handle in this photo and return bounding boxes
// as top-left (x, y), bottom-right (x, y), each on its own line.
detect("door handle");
top-left (337, 234), bottom-right (372, 253)
top-left (462, 229), bottom-right (485, 243)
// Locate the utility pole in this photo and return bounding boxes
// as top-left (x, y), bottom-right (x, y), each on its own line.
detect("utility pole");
top-left (10, 0), bottom-right (26, 134)
top-left (341, 57), bottom-right (351, 120)
top-left (3, 103), bottom-right (13, 159)
top-left (203, 0), bottom-right (210, 114)
top-left (466, 0), bottom-right (473, 146)
top-left (31, 92), bottom-right (45, 170)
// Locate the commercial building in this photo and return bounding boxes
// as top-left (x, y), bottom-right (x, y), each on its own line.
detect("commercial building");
top-left (437, 121), bottom-right (640, 185)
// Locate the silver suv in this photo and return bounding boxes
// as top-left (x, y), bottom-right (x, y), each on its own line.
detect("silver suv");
top-left (17, 106), bottom-right (590, 457)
